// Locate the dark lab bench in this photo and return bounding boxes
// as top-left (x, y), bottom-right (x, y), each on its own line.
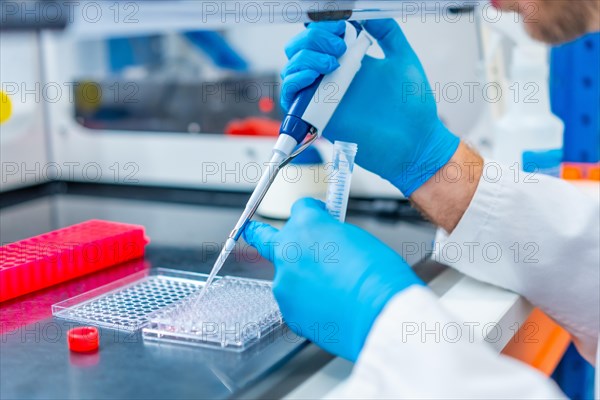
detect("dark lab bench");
top-left (0, 182), bottom-right (440, 400)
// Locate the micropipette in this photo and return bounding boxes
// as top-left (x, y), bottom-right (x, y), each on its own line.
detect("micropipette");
top-left (196, 22), bottom-right (372, 303)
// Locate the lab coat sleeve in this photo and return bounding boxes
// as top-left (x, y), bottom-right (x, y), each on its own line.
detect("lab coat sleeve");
top-left (327, 286), bottom-right (567, 399)
top-left (433, 163), bottom-right (599, 363)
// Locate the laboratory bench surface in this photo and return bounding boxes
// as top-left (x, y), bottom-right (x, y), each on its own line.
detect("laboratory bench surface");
top-left (0, 182), bottom-right (530, 399)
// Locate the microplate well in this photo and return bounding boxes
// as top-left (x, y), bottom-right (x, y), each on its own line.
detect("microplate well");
top-left (143, 276), bottom-right (283, 351)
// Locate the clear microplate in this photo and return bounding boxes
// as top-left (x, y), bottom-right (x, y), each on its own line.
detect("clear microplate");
top-left (52, 269), bottom-right (205, 331)
top-left (143, 276), bottom-right (283, 352)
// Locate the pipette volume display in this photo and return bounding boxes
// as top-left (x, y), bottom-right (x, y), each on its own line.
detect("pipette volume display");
top-left (326, 141), bottom-right (358, 222)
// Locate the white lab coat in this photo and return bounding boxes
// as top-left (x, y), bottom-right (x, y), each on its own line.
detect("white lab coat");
top-left (328, 163), bottom-right (599, 399)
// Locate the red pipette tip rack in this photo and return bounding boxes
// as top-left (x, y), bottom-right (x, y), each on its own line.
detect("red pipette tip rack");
top-left (0, 220), bottom-right (150, 303)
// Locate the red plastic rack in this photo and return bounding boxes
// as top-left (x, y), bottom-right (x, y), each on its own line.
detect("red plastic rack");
top-left (0, 220), bottom-right (150, 303)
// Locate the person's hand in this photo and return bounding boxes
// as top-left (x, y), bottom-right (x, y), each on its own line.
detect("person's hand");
top-left (281, 19), bottom-right (460, 197)
top-left (242, 198), bottom-right (424, 361)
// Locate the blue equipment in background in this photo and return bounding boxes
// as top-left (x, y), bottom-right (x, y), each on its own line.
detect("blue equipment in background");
top-left (107, 31), bottom-right (248, 74)
top-left (108, 36), bottom-right (163, 73)
top-left (183, 31), bottom-right (248, 72)
top-left (552, 344), bottom-right (596, 399)
top-left (551, 32), bottom-right (600, 163)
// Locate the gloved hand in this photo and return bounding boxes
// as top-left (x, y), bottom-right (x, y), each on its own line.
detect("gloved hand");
top-left (281, 19), bottom-right (460, 197)
top-left (243, 198), bottom-right (425, 361)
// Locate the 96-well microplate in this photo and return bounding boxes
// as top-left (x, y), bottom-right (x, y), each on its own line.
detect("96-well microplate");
top-left (143, 276), bottom-right (283, 351)
top-left (52, 269), bottom-right (203, 331)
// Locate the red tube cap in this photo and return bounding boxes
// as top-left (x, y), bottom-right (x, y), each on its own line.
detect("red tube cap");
top-left (68, 327), bottom-right (99, 352)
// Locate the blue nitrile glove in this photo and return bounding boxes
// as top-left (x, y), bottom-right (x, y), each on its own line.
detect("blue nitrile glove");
top-left (242, 198), bottom-right (425, 361)
top-left (281, 19), bottom-right (460, 196)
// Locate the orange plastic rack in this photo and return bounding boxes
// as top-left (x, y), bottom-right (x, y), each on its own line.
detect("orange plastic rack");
top-left (0, 220), bottom-right (150, 303)
top-left (562, 162), bottom-right (600, 181)
top-left (502, 308), bottom-right (571, 376)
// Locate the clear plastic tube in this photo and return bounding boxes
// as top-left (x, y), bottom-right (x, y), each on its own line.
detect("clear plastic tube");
top-left (326, 141), bottom-right (358, 222)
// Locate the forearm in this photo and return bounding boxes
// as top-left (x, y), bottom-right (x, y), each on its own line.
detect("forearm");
top-left (410, 142), bottom-right (483, 233)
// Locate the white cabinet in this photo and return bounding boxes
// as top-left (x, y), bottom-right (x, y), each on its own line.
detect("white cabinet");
top-left (0, 32), bottom-right (49, 192)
